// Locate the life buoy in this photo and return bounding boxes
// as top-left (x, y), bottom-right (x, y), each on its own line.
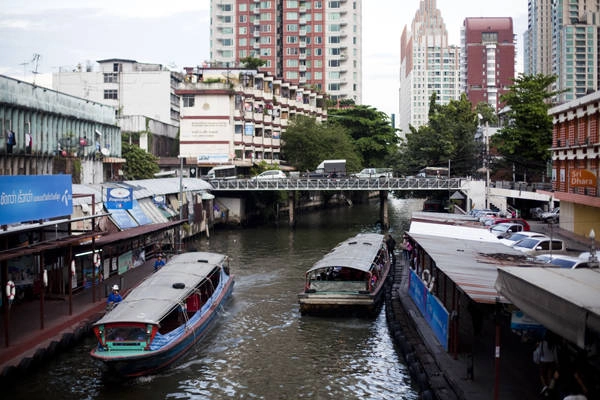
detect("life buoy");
top-left (428, 277), bottom-right (435, 292)
top-left (71, 260), bottom-right (76, 276)
top-left (6, 280), bottom-right (15, 301)
top-left (43, 269), bottom-right (48, 287)
top-left (93, 253), bottom-right (101, 268)
top-left (421, 269), bottom-right (431, 285)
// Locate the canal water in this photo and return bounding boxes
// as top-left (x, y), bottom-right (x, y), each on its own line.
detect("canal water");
top-left (6, 198), bottom-right (424, 400)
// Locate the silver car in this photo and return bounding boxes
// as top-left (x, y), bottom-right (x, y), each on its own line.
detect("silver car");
top-left (512, 237), bottom-right (566, 256)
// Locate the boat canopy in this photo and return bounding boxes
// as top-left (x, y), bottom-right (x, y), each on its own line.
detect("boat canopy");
top-left (306, 233), bottom-right (384, 274)
top-left (94, 252), bottom-right (226, 326)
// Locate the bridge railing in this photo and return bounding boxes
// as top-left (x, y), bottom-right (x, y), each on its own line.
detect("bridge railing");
top-left (208, 177), bottom-right (463, 191)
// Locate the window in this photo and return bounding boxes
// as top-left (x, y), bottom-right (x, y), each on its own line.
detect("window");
top-left (104, 89), bottom-right (118, 100)
top-left (112, 63), bottom-right (121, 72)
top-left (239, 15), bottom-right (246, 23)
top-left (103, 73), bottom-right (118, 83)
top-left (286, 12), bottom-right (298, 19)
top-left (183, 95), bottom-right (195, 107)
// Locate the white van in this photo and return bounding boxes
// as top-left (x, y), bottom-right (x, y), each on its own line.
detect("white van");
top-left (205, 165), bottom-right (237, 180)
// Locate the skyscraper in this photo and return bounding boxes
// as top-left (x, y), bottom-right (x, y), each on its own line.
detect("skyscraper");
top-left (210, 0), bottom-right (362, 103)
top-left (460, 17), bottom-right (515, 112)
top-left (399, 0), bottom-right (461, 135)
top-left (525, 0), bottom-right (600, 103)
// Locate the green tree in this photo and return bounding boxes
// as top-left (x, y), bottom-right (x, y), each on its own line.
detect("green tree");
top-left (475, 101), bottom-right (499, 126)
top-left (121, 143), bottom-right (159, 179)
top-left (327, 105), bottom-right (399, 168)
top-left (398, 93), bottom-right (479, 177)
top-left (281, 115), bottom-right (361, 172)
top-left (239, 56), bottom-right (266, 69)
top-left (492, 73), bottom-right (561, 181)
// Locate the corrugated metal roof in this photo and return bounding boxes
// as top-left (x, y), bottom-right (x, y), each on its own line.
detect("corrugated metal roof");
top-left (410, 220), bottom-right (499, 242)
top-left (409, 232), bottom-right (534, 304)
top-left (307, 233), bottom-right (385, 273)
top-left (95, 252), bottom-right (227, 325)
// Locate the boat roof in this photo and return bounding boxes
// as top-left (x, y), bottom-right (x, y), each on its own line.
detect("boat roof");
top-left (94, 252), bottom-right (226, 326)
top-left (307, 233), bottom-right (384, 274)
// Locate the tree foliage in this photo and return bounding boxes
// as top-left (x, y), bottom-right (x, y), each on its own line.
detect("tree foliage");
top-left (327, 105), bottom-right (399, 168)
top-left (281, 115), bottom-right (361, 172)
top-left (239, 56), bottom-right (266, 69)
top-left (491, 73), bottom-right (560, 180)
top-left (122, 143), bottom-right (159, 180)
top-left (398, 93), bottom-right (479, 177)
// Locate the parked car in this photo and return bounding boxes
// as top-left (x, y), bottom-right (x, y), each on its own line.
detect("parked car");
top-left (251, 170), bottom-right (287, 180)
top-left (529, 207), bottom-right (544, 220)
top-left (534, 254), bottom-right (598, 269)
top-left (486, 218), bottom-right (531, 231)
top-left (498, 231), bottom-right (549, 247)
top-left (489, 222), bottom-right (525, 238)
top-left (352, 168), bottom-right (393, 179)
top-left (512, 237), bottom-right (566, 256)
top-left (541, 207), bottom-right (560, 223)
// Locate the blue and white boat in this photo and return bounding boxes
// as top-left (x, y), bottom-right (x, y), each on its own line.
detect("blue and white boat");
top-left (90, 252), bottom-right (234, 377)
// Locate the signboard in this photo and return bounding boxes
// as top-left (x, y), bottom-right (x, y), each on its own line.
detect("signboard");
top-left (106, 187), bottom-right (133, 210)
top-left (0, 175), bottom-right (73, 225)
top-left (197, 154), bottom-right (229, 163)
top-left (569, 169), bottom-right (597, 188)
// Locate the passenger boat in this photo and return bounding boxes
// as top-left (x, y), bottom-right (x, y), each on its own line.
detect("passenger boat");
top-left (298, 233), bottom-right (392, 316)
top-left (90, 252), bottom-right (234, 377)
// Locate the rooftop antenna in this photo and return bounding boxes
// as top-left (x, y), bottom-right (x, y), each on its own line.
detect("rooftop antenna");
top-left (31, 53), bottom-right (40, 85)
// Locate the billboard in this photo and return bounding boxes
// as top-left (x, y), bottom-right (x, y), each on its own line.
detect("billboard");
top-left (0, 175), bottom-right (73, 225)
top-left (105, 187), bottom-right (133, 210)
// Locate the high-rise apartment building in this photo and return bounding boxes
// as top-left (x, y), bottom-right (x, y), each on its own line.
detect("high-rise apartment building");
top-left (525, 0), bottom-right (600, 103)
top-left (399, 0), bottom-right (461, 134)
top-left (460, 18), bottom-right (515, 112)
top-left (210, 0), bottom-right (362, 103)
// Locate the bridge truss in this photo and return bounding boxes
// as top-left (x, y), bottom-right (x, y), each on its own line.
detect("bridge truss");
top-left (209, 177), bottom-right (463, 191)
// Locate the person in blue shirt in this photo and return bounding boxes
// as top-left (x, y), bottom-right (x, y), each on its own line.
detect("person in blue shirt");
top-left (106, 284), bottom-right (123, 310)
top-left (154, 254), bottom-right (165, 272)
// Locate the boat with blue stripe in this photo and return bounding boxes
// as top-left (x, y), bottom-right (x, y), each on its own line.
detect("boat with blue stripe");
top-left (90, 252), bottom-right (234, 377)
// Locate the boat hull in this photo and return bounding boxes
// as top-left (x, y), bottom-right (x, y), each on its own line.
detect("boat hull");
top-left (298, 278), bottom-right (388, 317)
top-left (91, 277), bottom-right (234, 377)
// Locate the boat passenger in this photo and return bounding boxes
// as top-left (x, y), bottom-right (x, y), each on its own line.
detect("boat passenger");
top-left (107, 284), bottom-right (123, 309)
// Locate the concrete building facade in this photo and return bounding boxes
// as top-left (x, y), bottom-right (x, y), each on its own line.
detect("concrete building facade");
top-left (210, 0), bottom-right (362, 103)
top-left (175, 67), bottom-right (326, 167)
top-left (460, 17), bottom-right (515, 112)
top-left (399, 0), bottom-right (461, 135)
top-left (0, 75), bottom-right (122, 183)
top-left (53, 59), bottom-right (182, 157)
top-left (548, 90), bottom-right (600, 237)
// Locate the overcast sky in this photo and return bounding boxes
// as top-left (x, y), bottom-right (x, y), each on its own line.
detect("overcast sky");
top-left (0, 0), bottom-right (528, 118)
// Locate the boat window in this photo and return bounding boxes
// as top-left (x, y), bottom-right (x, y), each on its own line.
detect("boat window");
top-left (106, 326), bottom-right (147, 342)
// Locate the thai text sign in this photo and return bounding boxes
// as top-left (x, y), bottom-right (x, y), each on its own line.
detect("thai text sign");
top-left (106, 187), bottom-right (133, 210)
top-left (0, 175), bottom-right (73, 225)
top-left (569, 169), bottom-right (597, 188)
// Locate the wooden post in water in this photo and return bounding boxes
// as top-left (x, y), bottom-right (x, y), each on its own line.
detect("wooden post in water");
top-left (379, 190), bottom-right (389, 229)
top-left (288, 192), bottom-right (295, 228)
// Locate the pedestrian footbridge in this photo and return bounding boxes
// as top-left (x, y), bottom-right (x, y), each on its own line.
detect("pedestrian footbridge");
top-left (209, 177), bottom-right (463, 191)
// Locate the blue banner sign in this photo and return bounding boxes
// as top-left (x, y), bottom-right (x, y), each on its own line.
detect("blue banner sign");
top-left (408, 269), bottom-right (449, 351)
top-left (0, 175), bottom-right (73, 225)
top-left (106, 187), bottom-right (133, 210)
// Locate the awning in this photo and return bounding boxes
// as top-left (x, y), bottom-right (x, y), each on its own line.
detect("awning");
top-left (495, 267), bottom-right (600, 349)
top-left (201, 192), bottom-right (215, 200)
